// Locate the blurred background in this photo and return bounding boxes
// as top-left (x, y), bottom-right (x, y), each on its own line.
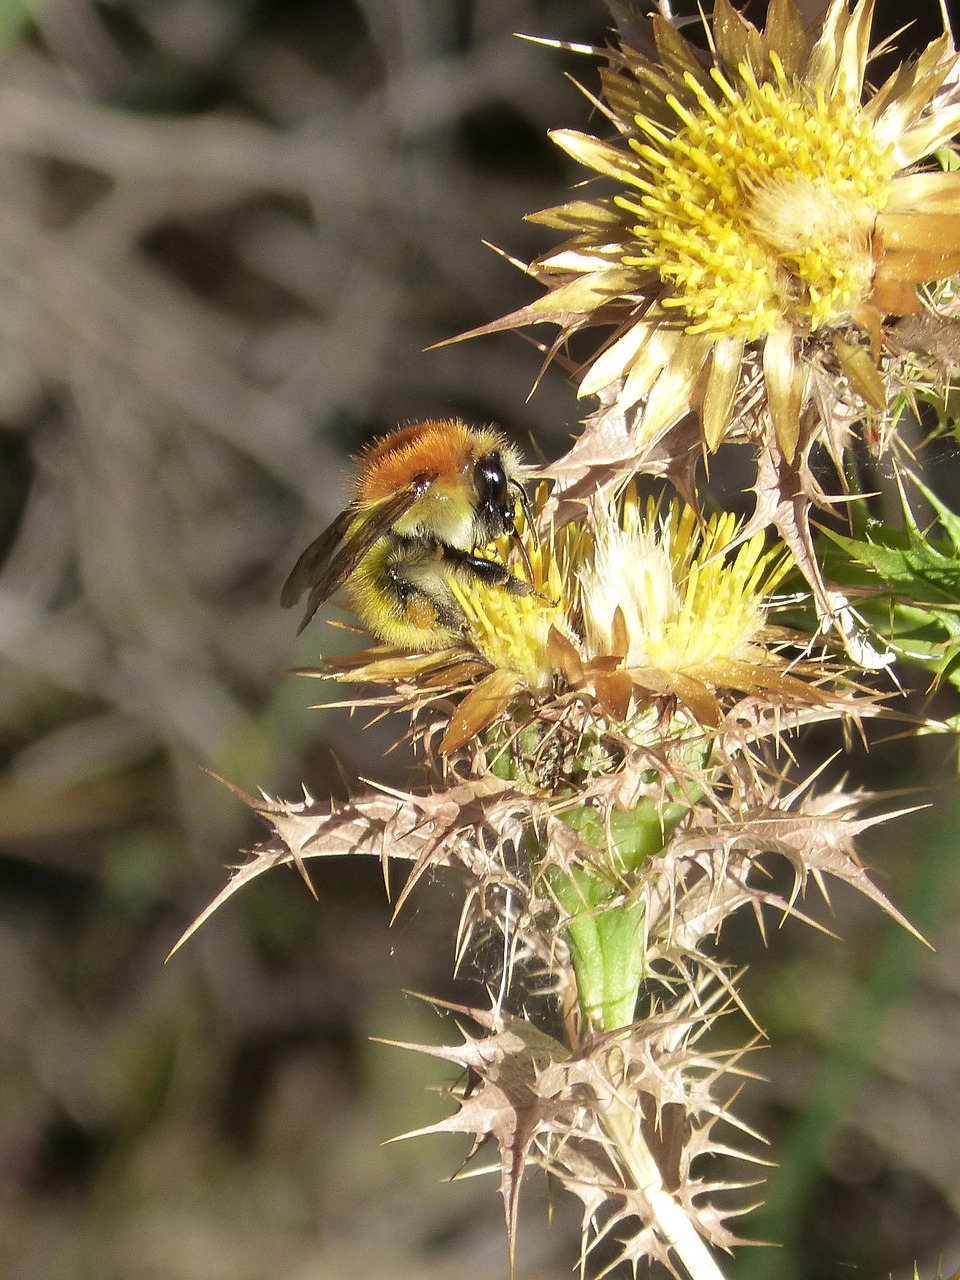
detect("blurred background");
top-left (1, 2), bottom-right (960, 1278)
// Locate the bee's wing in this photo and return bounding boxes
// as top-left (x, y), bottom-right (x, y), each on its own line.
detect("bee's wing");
top-left (281, 479), bottom-right (436, 635)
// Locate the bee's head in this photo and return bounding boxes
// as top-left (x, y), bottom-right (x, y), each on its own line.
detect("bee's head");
top-left (473, 451), bottom-right (514, 538)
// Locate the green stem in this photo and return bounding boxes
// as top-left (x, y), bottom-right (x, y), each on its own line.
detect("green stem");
top-left (551, 798), bottom-right (688, 1031)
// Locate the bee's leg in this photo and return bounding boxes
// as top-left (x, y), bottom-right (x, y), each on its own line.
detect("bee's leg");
top-left (443, 547), bottom-right (534, 596)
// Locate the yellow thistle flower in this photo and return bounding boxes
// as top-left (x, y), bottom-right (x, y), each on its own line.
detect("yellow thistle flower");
top-left (579, 496), bottom-right (788, 676)
top-left (318, 486), bottom-right (809, 755)
top-left (466, 0), bottom-right (960, 462)
top-left (448, 507), bottom-right (577, 694)
top-left (445, 488), bottom-right (802, 747)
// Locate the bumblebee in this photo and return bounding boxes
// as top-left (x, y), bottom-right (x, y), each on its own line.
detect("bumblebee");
top-left (281, 420), bottom-right (533, 650)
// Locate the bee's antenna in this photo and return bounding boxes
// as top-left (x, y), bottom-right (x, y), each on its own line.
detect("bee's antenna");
top-left (511, 529), bottom-right (536, 587)
top-left (510, 478), bottom-right (538, 543)
top-left (509, 479), bottom-right (538, 587)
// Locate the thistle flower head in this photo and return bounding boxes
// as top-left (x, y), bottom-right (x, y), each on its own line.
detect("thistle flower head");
top-left (324, 486), bottom-right (818, 758)
top-left (466, 0), bottom-right (960, 473)
top-left (617, 52), bottom-right (894, 345)
top-left (462, 489), bottom-right (791, 701)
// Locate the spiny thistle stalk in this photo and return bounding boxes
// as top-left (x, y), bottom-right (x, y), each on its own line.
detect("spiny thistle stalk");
top-left (174, 489), bottom-right (917, 1278)
top-left (174, 2), bottom-right (960, 1276)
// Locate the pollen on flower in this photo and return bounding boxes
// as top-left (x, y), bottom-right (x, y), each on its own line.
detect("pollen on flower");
top-left (451, 578), bottom-right (559, 691)
top-left (580, 494), bottom-right (790, 677)
top-left (743, 175), bottom-right (877, 326)
top-left (621, 60), bottom-right (896, 340)
top-left (452, 527), bottom-right (575, 691)
top-left (579, 518), bottom-right (678, 666)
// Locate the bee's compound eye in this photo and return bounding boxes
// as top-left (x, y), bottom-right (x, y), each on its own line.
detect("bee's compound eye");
top-left (475, 452), bottom-right (508, 511)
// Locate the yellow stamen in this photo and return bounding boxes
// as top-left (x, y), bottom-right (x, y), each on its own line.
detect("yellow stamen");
top-left (621, 62), bottom-right (895, 340)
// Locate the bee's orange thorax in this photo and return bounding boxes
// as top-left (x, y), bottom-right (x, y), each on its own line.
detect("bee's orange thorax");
top-left (355, 420), bottom-right (493, 505)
